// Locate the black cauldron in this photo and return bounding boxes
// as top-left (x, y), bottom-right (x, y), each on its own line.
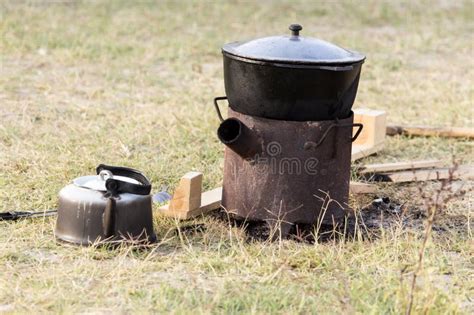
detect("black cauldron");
top-left (218, 24), bottom-right (365, 121)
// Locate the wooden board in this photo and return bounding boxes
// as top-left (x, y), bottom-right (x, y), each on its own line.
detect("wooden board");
top-left (371, 165), bottom-right (474, 183)
top-left (353, 109), bottom-right (387, 147)
top-left (351, 108), bottom-right (387, 161)
top-left (159, 187), bottom-right (222, 220)
top-left (167, 172), bottom-right (202, 213)
top-left (349, 182), bottom-right (377, 194)
top-left (358, 159), bottom-right (443, 174)
top-left (387, 125), bottom-right (474, 139)
top-left (185, 187), bottom-right (222, 219)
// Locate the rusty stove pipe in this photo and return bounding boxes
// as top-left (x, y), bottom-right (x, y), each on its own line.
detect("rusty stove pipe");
top-left (215, 97), bottom-right (262, 159)
top-left (217, 118), bottom-right (262, 159)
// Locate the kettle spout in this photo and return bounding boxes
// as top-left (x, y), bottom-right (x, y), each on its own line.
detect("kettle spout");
top-left (217, 118), bottom-right (261, 159)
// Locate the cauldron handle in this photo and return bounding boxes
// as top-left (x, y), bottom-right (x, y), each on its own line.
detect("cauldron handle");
top-left (351, 123), bottom-right (364, 142)
top-left (304, 122), bottom-right (363, 150)
top-left (213, 96), bottom-right (227, 122)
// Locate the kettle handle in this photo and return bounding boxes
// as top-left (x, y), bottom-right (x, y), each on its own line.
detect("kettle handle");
top-left (96, 164), bottom-right (152, 196)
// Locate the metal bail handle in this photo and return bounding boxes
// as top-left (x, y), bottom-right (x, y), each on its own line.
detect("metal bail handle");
top-left (351, 123), bottom-right (364, 142)
top-left (214, 96), bottom-right (227, 122)
top-left (304, 122), bottom-right (364, 150)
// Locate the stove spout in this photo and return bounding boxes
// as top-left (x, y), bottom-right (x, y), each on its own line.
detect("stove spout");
top-left (217, 118), bottom-right (261, 159)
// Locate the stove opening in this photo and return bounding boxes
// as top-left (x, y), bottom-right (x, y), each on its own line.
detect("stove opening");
top-left (218, 118), bottom-right (242, 144)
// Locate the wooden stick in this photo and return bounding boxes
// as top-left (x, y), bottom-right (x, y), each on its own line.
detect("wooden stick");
top-left (387, 125), bottom-right (474, 139)
top-left (358, 159), bottom-right (443, 174)
top-left (370, 165), bottom-right (474, 183)
top-left (349, 182), bottom-right (377, 194)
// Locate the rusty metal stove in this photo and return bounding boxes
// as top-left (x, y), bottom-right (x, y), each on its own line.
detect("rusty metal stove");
top-left (216, 106), bottom-right (362, 233)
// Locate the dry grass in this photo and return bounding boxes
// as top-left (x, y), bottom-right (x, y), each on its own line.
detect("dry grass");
top-left (0, 0), bottom-right (473, 313)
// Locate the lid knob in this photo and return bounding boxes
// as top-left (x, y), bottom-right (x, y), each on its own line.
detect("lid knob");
top-left (289, 24), bottom-right (302, 36)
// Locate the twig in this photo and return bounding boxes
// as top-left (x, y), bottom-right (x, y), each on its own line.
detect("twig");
top-left (405, 163), bottom-right (469, 315)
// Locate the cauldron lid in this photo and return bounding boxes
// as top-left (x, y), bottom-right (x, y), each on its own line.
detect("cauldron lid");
top-left (222, 24), bottom-right (365, 65)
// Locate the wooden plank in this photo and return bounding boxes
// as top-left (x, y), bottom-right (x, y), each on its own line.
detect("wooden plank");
top-left (351, 143), bottom-right (384, 161)
top-left (185, 187), bottom-right (223, 219)
top-left (353, 109), bottom-right (387, 147)
top-left (159, 187), bottom-right (222, 220)
top-left (358, 159), bottom-right (443, 174)
top-left (351, 109), bottom-right (387, 161)
top-left (349, 181), bottom-right (377, 194)
top-left (387, 125), bottom-right (474, 139)
top-left (371, 165), bottom-right (474, 183)
top-left (168, 171), bottom-right (202, 213)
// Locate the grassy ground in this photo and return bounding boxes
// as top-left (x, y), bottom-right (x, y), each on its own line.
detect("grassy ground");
top-left (0, 1), bottom-right (473, 313)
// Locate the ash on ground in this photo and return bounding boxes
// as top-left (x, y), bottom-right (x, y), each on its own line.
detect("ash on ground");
top-left (209, 194), bottom-right (468, 243)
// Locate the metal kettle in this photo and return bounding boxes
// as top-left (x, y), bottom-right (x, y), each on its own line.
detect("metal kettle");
top-left (55, 164), bottom-right (156, 245)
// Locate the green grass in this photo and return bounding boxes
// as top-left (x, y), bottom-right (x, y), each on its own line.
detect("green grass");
top-left (0, 1), bottom-right (473, 313)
